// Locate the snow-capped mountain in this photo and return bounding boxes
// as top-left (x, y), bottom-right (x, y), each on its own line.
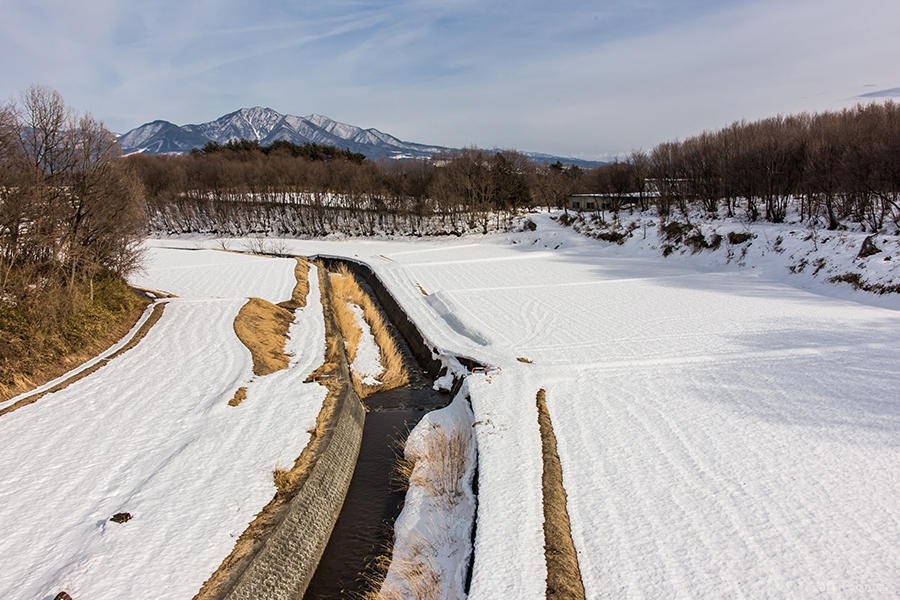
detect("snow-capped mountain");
top-left (116, 120), bottom-right (211, 155)
top-left (118, 106), bottom-right (605, 166)
top-left (118, 107), bottom-right (447, 160)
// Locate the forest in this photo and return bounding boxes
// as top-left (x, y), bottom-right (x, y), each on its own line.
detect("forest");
top-left (129, 101), bottom-right (900, 237)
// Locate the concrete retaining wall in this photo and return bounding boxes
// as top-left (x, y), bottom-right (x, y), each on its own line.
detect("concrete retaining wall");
top-left (223, 270), bottom-right (366, 600)
top-left (225, 383), bottom-right (364, 600)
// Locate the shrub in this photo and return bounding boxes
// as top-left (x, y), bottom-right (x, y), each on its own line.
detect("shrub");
top-left (727, 231), bottom-right (754, 245)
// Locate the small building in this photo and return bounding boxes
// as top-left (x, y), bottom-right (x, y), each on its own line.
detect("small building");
top-left (567, 193), bottom-right (639, 212)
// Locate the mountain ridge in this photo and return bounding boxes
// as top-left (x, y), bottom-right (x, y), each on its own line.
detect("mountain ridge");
top-left (117, 107), bottom-right (605, 167)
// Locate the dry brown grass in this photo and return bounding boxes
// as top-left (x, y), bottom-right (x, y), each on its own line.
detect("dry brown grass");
top-left (232, 297), bottom-right (293, 376)
top-left (404, 423), bottom-right (471, 510)
top-left (363, 542), bottom-right (442, 600)
top-left (537, 388), bottom-right (586, 600)
top-left (0, 302), bottom-right (166, 417)
top-left (517, 356), bottom-right (534, 364)
top-left (326, 265), bottom-right (408, 398)
top-left (365, 423), bottom-right (472, 599)
top-left (416, 283), bottom-right (429, 296)
top-left (277, 257), bottom-right (310, 311)
top-left (227, 387), bottom-right (247, 407)
top-left (1, 287), bottom-right (152, 404)
top-left (304, 265), bottom-right (345, 392)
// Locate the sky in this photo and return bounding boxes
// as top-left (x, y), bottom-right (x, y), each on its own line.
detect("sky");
top-left (1, 0), bottom-right (898, 160)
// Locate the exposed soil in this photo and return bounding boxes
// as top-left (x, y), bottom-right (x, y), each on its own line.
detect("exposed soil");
top-left (0, 301), bottom-right (166, 417)
top-left (536, 388), bottom-right (586, 600)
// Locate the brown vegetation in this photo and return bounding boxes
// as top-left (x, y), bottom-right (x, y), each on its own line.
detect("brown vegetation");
top-left (1, 86), bottom-right (147, 405)
top-left (325, 265), bottom-right (408, 397)
top-left (1, 300), bottom-right (165, 416)
top-left (130, 147), bottom-right (555, 237)
top-left (406, 424), bottom-right (470, 510)
top-left (536, 389), bottom-right (586, 600)
top-left (232, 298), bottom-right (293, 376)
top-left (828, 272), bottom-right (900, 295)
top-left (277, 257), bottom-right (310, 311)
top-left (583, 102), bottom-right (900, 231)
top-left (363, 534), bottom-right (442, 600)
top-left (0, 278), bottom-right (150, 403)
top-left (227, 387), bottom-right (247, 407)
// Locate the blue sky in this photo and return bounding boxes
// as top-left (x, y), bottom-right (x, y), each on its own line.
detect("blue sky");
top-left (1, 0), bottom-right (898, 159)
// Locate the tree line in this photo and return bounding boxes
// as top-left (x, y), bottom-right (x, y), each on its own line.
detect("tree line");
top-left (130, 145), bottom-right (584, 236)
top-left (0, 86), bottom-right (147, 397)
top-left (0, 86), bottom-right (146, 303)
top-left (584, 102), bottom-right (900, 232)
top-left (193, 139), bottom-right (367, 163)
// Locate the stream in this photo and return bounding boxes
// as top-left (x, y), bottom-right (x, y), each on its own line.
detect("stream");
top-left (303, 258), bottom-right (450, 599)
top-left (303, 383), bottom-right (447, 599)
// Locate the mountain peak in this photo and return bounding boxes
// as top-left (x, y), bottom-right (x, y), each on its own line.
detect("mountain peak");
top-left (119, 108), bottom-right (445, 159)
top-left (117, 108), bottom-right (603, 166)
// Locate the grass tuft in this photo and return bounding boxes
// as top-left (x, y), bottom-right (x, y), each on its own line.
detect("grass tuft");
top-left (228, 387), bottom-right (247, 407)
top-left (326, 265), bottom-right (408, 397)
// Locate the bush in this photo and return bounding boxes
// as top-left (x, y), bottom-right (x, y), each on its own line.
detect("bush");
top-left (727, 231), bottom-right (754, 245)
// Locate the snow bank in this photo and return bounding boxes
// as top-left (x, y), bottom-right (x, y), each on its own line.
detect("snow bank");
top-left (380, 383), bottom-right (477, 600)
top-left (348, 303), bottom-right (384, 385)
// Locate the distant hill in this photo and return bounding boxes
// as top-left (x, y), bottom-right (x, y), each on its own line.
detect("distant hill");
top-left (117, 107), bottom-right (605, 167)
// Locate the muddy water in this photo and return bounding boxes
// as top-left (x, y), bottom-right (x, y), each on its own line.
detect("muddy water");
top-left (303, 384), bottom-right (447, 599)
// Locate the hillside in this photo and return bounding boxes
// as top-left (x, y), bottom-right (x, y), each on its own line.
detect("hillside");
top-left (118, 107), bottom-right (605, 166)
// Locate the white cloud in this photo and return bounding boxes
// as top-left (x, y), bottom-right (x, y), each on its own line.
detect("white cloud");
top-left (1, 0), bottom-right (897, 158)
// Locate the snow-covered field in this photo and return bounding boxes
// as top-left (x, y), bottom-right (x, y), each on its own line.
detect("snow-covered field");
top-left (156, 212), bottom-right (899, 598)
top-left (3, 211), bottom-right (898, 598)
top-left (0, 250), bottom-right (326, 600)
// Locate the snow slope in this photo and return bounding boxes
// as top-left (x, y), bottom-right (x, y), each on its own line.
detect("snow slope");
top-left (0, 252), bottom-right (326, 600)
top-left (154, 212), bottom-right (900, 598)
top-left (130, 246), bottom-right (297, 301)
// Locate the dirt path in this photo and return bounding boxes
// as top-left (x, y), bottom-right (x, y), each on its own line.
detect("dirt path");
top-left (537, 388), bottom-right (586, 600)
top-left (0, 302), bottom-right (168, 417)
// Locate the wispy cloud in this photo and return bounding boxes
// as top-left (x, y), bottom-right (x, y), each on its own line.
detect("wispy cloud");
top-left (1, 0), bottom-right (897, 158)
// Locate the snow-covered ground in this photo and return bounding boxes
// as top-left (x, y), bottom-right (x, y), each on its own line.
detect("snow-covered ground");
top-left (151, 212), bottom-right (900, 598)
top-left (130, 245), bottom-right (298, 300)
top-left (0, 250), bottom-right (326, 600)
top-left (5, 212), bottom-right (899, 598)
